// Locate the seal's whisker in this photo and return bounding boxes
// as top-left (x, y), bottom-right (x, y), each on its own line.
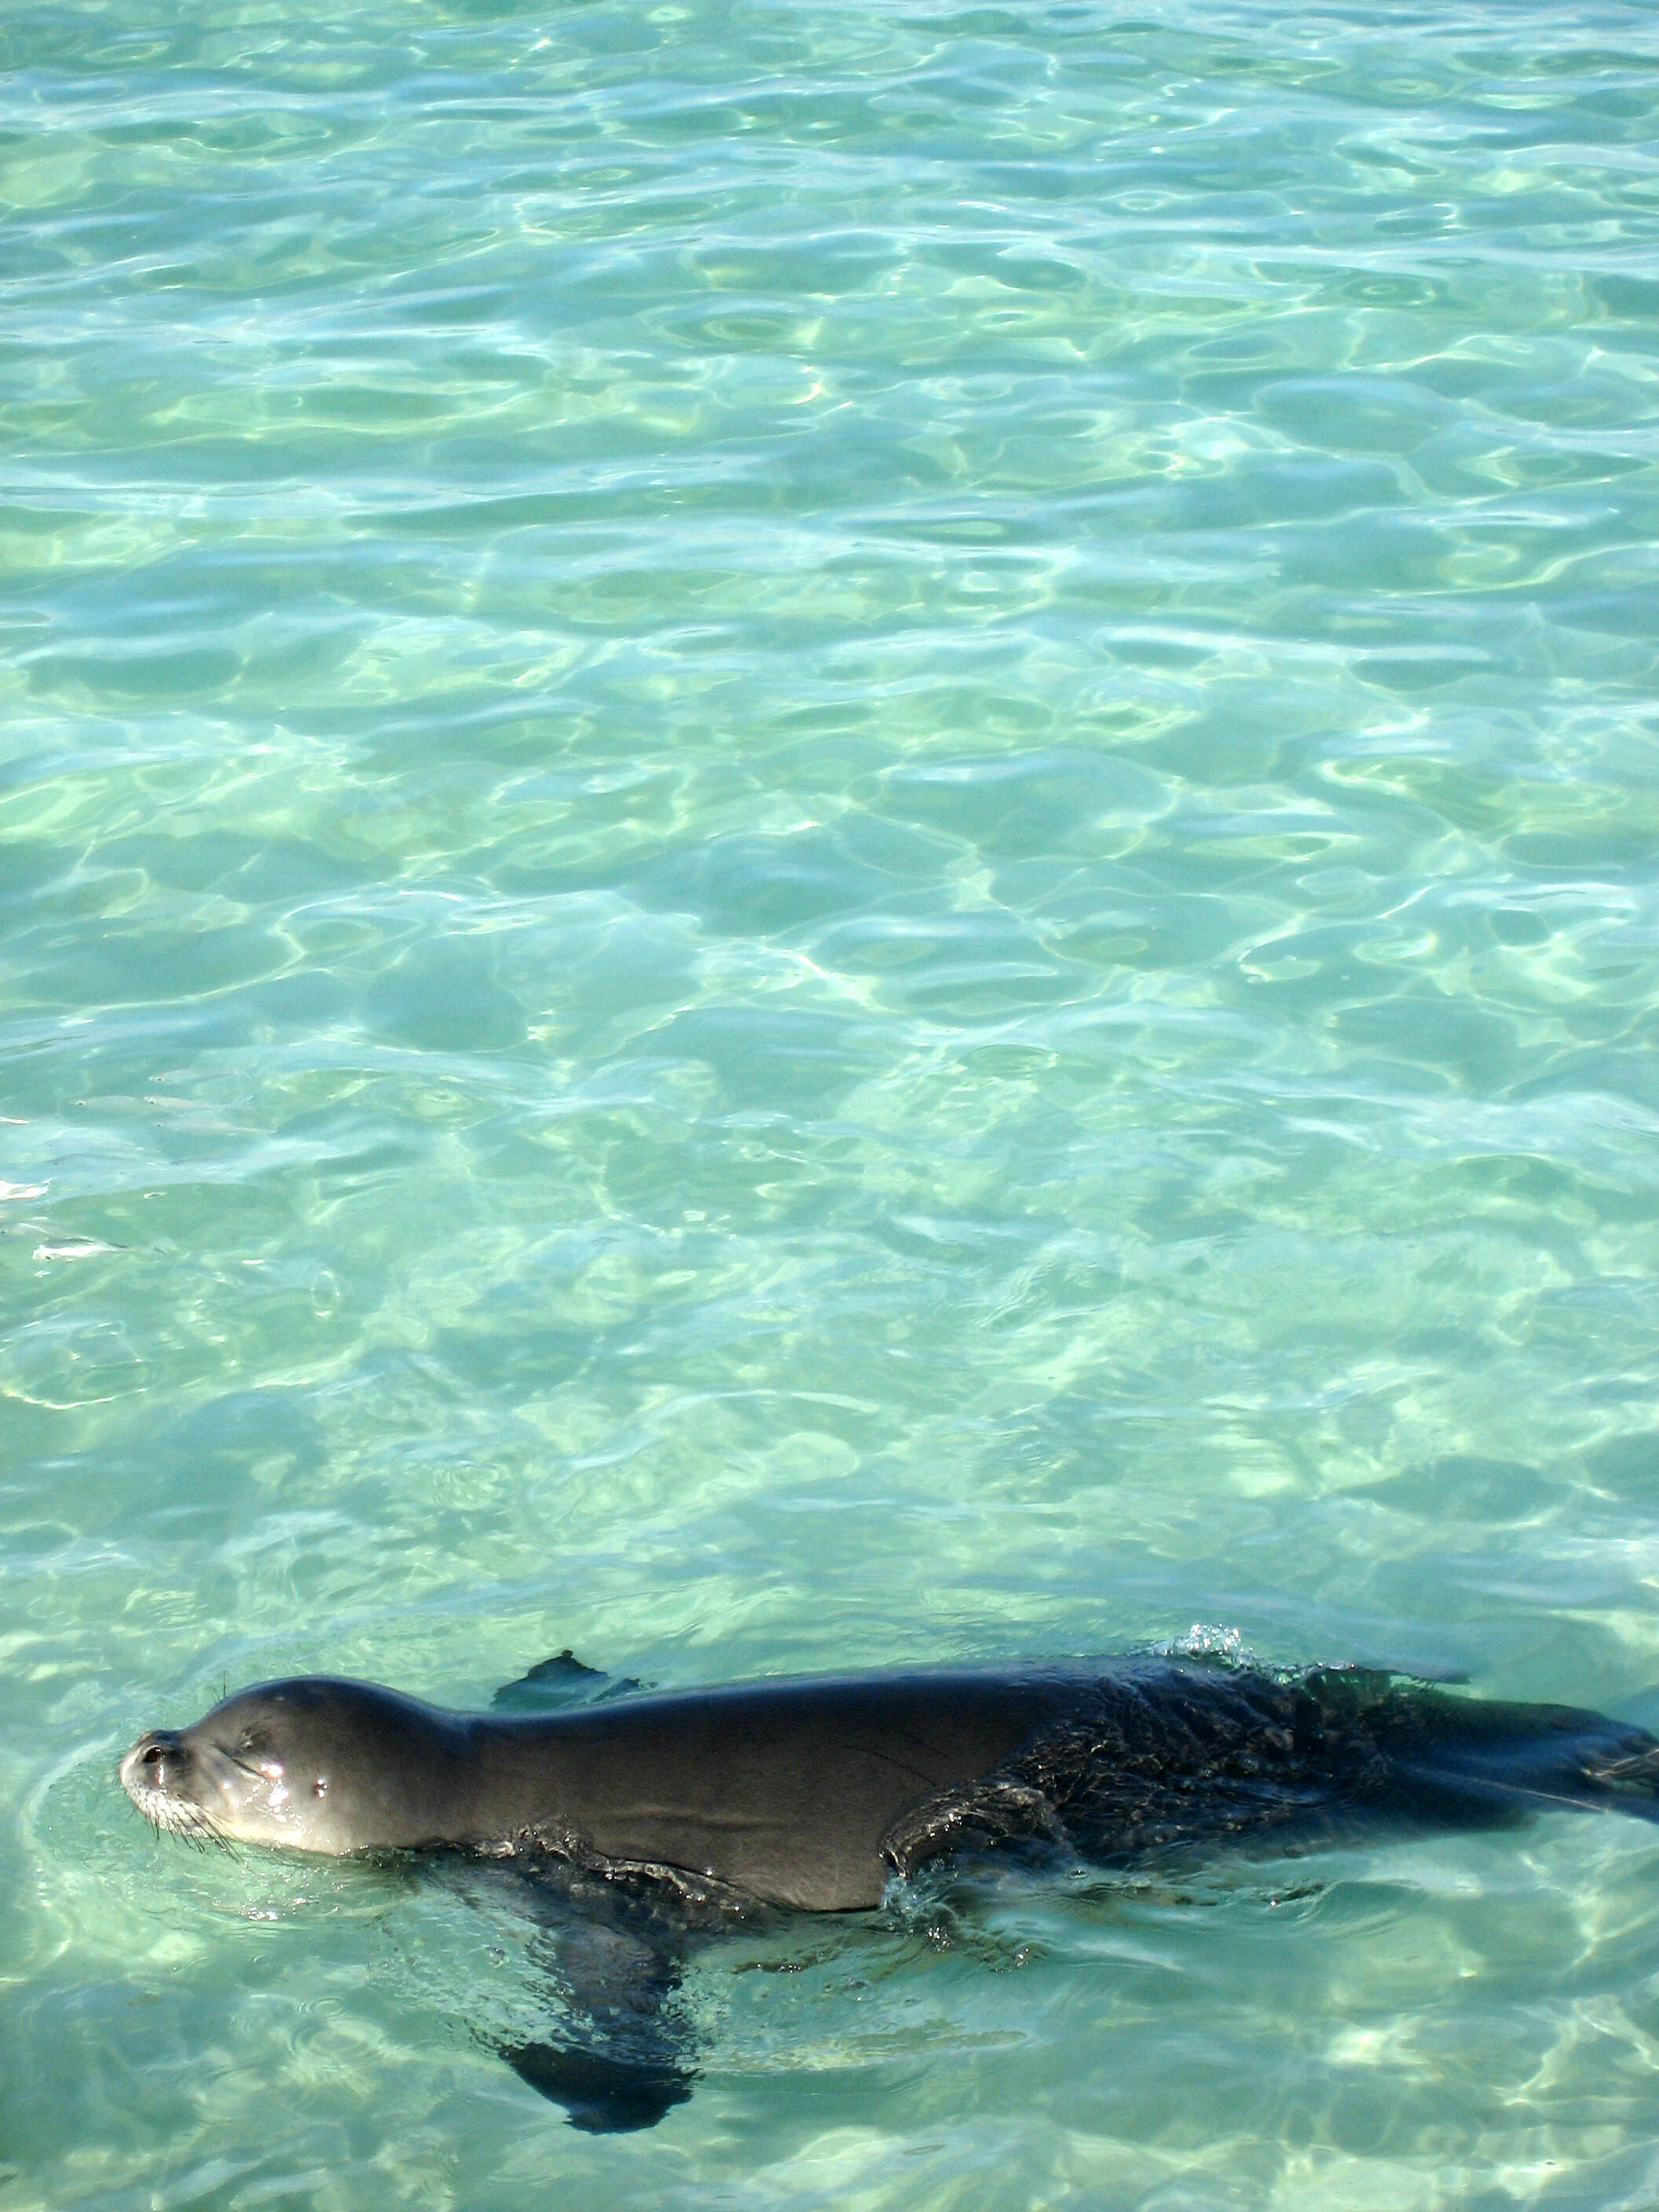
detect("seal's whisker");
top-left (180, 1803), bottom-right (229, 1851)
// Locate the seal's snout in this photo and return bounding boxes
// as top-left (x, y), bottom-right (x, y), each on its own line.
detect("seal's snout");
top-left (120, 1728), bottom-right (187, 1804)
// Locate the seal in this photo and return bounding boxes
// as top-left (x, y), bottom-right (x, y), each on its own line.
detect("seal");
top-left (121, 1653), bottom-right (1659, 2128)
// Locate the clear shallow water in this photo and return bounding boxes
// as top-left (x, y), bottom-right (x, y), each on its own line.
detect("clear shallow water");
top-left (3, 0), bottom-right (1659, 2201)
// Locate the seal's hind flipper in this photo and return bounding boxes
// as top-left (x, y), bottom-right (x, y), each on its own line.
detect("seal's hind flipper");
top-left (1571, 1736), bottom-right (1659, 1817)
top-left (491, 1650), bottom-right (645, 1713)
top-left (1298, 1672), bottom-right (1659, 1829)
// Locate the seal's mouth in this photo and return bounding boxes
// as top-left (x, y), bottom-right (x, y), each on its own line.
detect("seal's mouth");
top-left (119, 1733), bottom-right (231, 1849)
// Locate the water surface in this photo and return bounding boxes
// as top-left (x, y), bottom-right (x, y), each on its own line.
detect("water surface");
top-left (4, 1), bottom-right (1659, 2204)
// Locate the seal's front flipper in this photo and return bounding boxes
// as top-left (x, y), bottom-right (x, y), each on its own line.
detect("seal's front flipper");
top-left (472, 1864), bottom-right (700, 2132)
top-left (491, 1650), bottom-right (646, 1714)
top-left (502, 2038), bottom-right (694, 2133)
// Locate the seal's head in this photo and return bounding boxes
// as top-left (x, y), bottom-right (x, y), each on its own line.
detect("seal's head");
top-left (119, 1677), bottom-right (474, 1854)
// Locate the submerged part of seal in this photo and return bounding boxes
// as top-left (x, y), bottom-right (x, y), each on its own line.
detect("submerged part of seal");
top-left (120, 1655), bottom-right (1659, 2130)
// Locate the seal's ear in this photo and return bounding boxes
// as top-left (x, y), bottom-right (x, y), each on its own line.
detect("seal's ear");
top-left (491, 1651), bottom-right (645, 1714)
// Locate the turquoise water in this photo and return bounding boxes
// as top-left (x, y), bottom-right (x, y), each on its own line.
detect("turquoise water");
top-left (4, 0), bottom-right (1659, 2199)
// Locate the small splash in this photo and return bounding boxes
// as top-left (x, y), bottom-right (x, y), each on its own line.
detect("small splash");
top-left (1164, 1624), bottom-right (1254, 1669)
